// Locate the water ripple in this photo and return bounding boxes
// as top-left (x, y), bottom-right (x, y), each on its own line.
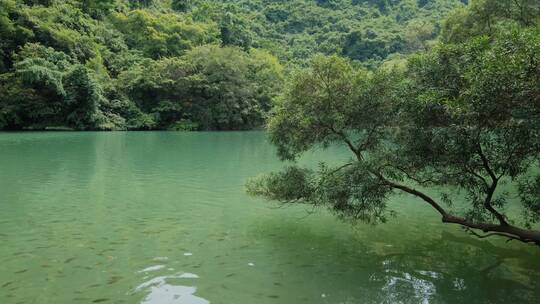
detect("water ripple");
top-left (133, 271), bottom-right (208, 304)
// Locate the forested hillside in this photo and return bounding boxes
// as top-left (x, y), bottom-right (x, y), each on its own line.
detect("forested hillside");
top-left (0, 0), bottom-right (467, 131)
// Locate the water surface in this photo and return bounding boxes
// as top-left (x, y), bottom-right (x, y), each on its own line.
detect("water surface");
top-left (0, 132), bottom-right (539, 304)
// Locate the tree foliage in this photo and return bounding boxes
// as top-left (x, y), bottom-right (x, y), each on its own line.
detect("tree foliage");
top-left (247, 23), bottom-right (540, 245)
top-left (441, 0), bottom-right (540, 43)
top-left (0, 0), bottom-right (525, 136)
top-left (117, 45), bottom-right (283, 130)
top-left (0, 0), bottom-right (289, 130)
top-left (111, 9), bottom-right (219, 59)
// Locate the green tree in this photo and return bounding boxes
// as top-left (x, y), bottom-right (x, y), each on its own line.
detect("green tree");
top-left (111, 10), bottom-right (219, 58)
top-left (342, 25), bottom-right (403, 61)
top-left (22, 0), bottom-right (53, 6)
top-left (0, 73), bottom-right (63, 129)
top-left (81, 0), bottom-right (116, 19)
top-left (403, 19), bottom-right (436, 51)
top-left (63, 65), bottom-right (108, 130)
top-left (127, 0), bottom-right (156, 9)
top-left (219, 11), bottom-right (253, 50)
top-left (171, 0), bottom-right (192, 12)
top-left (117, 46), bottom-right (283, 130)
top-left (247, 27), bottom-right (540, 245)
top-left (116, 57), bottom-right (193, 129)
top-left (441, 0), bottom-right (540, 43)
top-left (184, 45), bottom-right (282, 130)
top-left (0, 45), bottom-right (67, 130)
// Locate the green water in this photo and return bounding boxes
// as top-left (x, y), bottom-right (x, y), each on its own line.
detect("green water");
top-left (0, 132), bottom-right (539, 304)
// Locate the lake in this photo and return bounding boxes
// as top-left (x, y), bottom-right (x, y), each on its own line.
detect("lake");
top-left (0, 132), bottom-right (539, 304)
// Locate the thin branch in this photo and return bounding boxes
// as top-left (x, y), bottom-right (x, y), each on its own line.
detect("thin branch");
top-left (329, 163), bottom-right (353, 175)
top-left (463, 164), bottom-right (489, 189)
top-left (477, 144), bottom-right (497, 181)
top-left (358, 126), bottom-right (378, 151)
top-left (375, 173), bottom-right (450, 217)
top-left (477, 144), bottom-right (509, 226)
top-left (464, 227), bottom-right (522, 242)
top-left (329, 126), bottom-right (362, 160)
top-left (391, 165), bottom-right (439, 185)
top-left (271, 198), bottom-right (302, 208)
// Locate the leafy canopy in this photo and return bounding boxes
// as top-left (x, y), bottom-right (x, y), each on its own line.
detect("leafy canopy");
top-left (247, 26), bottom-right (540, 245)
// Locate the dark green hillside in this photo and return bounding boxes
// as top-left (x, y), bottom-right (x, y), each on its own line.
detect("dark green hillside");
top-left (0, 0), bottom-right (465, 130)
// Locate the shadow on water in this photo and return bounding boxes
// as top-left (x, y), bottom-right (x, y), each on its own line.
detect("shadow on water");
top-left (247, 216), bottom-right (540, 304)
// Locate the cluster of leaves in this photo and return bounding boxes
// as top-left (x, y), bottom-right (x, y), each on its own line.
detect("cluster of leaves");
top-left (248, 1), bottom-right (540, 244)
top-left (248, 55), bottom-right (404, 224)
top-left (0, 0), bottom-right (282, 130)
top-left (117, 45), bottom-right (282, 130)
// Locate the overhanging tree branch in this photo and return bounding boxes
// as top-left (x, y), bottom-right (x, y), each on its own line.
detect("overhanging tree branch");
top-left (373, 171), bottom-right (540, 245)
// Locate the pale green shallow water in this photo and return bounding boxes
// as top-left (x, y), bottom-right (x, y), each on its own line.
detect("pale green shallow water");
top-left (0, 132), bottom-right (539, 304)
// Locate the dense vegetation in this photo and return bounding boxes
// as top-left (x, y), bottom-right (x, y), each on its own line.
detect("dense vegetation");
top-left (0, 0), bottom-right (465, 130)
top-left (247, 1), bottom-right (540, 245)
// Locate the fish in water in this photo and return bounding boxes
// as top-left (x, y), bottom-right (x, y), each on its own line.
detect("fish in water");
top-left (73, 297), bottom-right (91, 301)
top-left (107, 276), bottom-right (122, 285)
top-left (64, 257), bottom-right (76, 263)
top-left (92, 298), bottom-right (109, 303)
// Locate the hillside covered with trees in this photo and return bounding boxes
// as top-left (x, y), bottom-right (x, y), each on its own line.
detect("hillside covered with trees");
top-left (0, 0), bottom-right (466, 131)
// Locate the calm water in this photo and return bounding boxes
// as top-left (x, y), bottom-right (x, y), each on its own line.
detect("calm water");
top-left (0, 132), bottom-right (539, 304)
